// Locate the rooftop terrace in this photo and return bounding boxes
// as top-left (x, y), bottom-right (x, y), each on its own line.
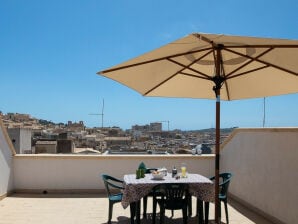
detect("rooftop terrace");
top-left (1, 118), bottom-right (297, 224)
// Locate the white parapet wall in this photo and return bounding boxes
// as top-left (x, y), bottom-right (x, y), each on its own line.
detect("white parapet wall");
top-left (221, 128), bottom-right (298, 224)
top-left (0, 119), bottom-right (15, 199)
top-left (13, 154), bottom-right (214, 192)
top-left (4, 124), bottom-right (297, 223)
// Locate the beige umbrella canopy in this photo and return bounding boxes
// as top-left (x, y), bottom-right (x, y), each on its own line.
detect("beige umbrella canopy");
top-left (98, 33), bottom-right (298, 223)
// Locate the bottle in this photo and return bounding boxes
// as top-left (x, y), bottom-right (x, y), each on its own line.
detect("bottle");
top-left (172, 166), bottom-right (177, 177)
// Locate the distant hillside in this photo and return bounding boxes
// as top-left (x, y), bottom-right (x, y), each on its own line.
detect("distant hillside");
top-left (38, 119), bottom-right (65, 126)
top-left (38, 119), bottom-right (55, 126)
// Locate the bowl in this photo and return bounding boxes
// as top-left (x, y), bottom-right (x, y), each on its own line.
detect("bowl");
top-left (157, 168), bottom-right (167, 176)
top-left (151, 171), bottom-right (164, 180)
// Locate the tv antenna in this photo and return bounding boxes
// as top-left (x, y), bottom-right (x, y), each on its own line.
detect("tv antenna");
top-left (89, 99), bottom-right (104, 128)
top-left (263, 97), bottom-right (266, 127)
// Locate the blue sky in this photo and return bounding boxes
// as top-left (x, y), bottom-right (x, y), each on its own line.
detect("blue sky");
top-left (0, 0), bottom-right (297, 130)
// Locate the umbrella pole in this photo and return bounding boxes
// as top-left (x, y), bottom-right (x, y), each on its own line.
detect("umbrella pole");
top-left (214, 45), bottom-right (223, 224)
top-left (215, 92), bottom-right (220, 224)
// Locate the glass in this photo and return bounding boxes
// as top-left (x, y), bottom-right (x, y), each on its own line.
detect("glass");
top-left (181, 163), bottom-right (187, 178)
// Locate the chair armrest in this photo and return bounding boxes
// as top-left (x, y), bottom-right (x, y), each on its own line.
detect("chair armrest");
top-left (103, 175), bottom-right (125, 189)
top-left (108, 181), bottom-right (124, 190)
top-left (107, 176), bottom-right (124, 184)
top-left (219, 178), bottom-right (231, 187)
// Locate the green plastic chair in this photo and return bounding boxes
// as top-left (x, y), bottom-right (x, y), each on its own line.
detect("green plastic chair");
top-left (142, 168), bottom-right (158, 218)
top-left (136, 162), bottom-right (159, 218)
top-left (101, 174), bottom-right (129, 224)
top-left (202, 172), bottom-right (233, 224)
top-left (152, 183), bottom-right (189, 224)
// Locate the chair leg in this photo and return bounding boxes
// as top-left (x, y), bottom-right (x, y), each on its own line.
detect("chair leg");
top-left (224, 200), bottom-right (229, 224)
top-left (219, 201), bottom-right (222, 223)
top-left (160, 206), bottom-right (165, 224)
top-left (130, 202), bottom-right (136, 224)
top-left (108, 201), bottom-right (113, 224)
top-left (204, 201), bottom-right (209, 224)
top-left (136, 200), bottom-right (141, 224)
top-left (188, 195), bottom-right (192, 217)
top-left (143, 196), bottom-right (148, 219)
top-left (183, 207), bottom-right (188, 224)
top-left (152, 198), bottom-right (157, 224)
top-left (197, 199), bottom-right (203, 224)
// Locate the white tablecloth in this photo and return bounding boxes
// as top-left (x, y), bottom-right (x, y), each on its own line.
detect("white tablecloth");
top-left (122, 173), bottom-right (214, 208)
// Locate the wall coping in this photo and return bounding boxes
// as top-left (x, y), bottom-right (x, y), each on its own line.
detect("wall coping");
top-left (221, 127), bottom-right (298, 149)
top-left (13, 154), bottom-right (215, 160)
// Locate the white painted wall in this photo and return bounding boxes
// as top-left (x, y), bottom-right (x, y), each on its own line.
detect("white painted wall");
top-left (13, 154), bottom-right (214, 191)
top-left (221, 128), bottom-right (298, 224)
top-left (0, 119), bottom-right (14, 197)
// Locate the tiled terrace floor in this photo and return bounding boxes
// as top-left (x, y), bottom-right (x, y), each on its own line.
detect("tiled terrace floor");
top-left (0, 193), bottom-right (274, 224)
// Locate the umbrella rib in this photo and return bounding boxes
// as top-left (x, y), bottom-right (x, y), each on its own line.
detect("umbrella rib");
top-left (225, 48), bottom-right (274, 78)
top-left (225, 48), bottom-right (298, 77)
top-left (213, 47), bottom-right (232, 100)
top-left (143, 69), bottom-right (184, 96)
top-left (180, 72), bottom-right (211, 80)
top-left (225, 44), bottom-right (298, 48)
top-left (167, 49), bottom-right (214, 79)
top-left (228, 65), bottom-right (270, 80)
top-left (220, 54), bottom-right (232, 100)
top-left (143, 51), bottom-right (214, 96)
top-left (99, 47), bottom-right (213, 74)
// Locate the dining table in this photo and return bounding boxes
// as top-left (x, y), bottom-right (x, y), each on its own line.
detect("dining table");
top-left (122, 172), bottom-right (214, 224)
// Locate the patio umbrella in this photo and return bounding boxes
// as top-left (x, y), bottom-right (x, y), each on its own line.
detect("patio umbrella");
top-left (97, 33), bottom-right (298, 223)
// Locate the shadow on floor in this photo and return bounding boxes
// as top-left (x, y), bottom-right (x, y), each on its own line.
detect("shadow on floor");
top-left (9, 193), bottom-right (103, 199)
top-left (102, 214), bottom-right (225, 224)
top-left (228, 199), bottom-right (273, 224)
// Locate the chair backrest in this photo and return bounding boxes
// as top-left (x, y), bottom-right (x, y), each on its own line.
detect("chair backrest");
top-left (101, 174), bottom-right (124, 197)
top-left (154, 183), bottom-right (189, 203)
top-left (210, 172), bottom-right (232, 197)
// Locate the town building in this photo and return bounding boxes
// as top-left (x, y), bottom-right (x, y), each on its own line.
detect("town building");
top-left (35, 141), bottom-right (57, 154)
top-left (7, 127), bottom-right (32, 154)
top-left (104, 136), bottom-right (131, 150)
top-left (67, 121), bottom-right (85, 132)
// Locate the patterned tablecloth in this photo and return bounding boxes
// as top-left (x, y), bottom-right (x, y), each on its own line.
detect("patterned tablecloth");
top-left (122, 173), bottom-right (214, 209)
